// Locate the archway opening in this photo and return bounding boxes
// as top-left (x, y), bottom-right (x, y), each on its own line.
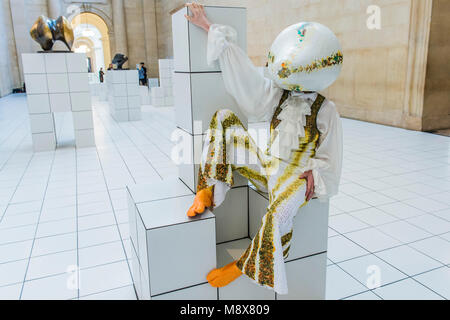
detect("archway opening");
top-left (71, 12), bottom-right (111, 80)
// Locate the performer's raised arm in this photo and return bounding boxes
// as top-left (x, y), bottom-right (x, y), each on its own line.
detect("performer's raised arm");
top-left (185, 3), bottom-right (283, 121)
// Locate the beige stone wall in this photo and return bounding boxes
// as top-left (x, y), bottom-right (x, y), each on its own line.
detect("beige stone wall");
top-left (156, 0), bottom-right (449, 130)
top-left (155, 0), bottom-right (247, 59)
top-left (247, 0), bottom-right (418, 129)
top-left (422, 0), bottom-right (450, 131)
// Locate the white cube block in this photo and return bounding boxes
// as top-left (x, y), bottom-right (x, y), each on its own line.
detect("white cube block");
top-left (148, 78), bottom-right (159, 88)
top-left (112, 96), bottom-right (128, 110)
top-left (22, 53), bottom-right (45, 74)
top-left (126, 70), bottom-right (139, 84)
top-left (108, 70), bottom-right (126, 83)
top-left (151, 87), bottom-right (164, 98)
top-left (112, 109), bottom-right (129, 122)
top-left (127, 95), bottom-right (141, 109)
top-left (68, 73), bottom-right (89, 92)
top-left (32, 132), bottom-right (56, 152)
top-left (276, 253), bottom-right (327, 300)
top-left (172, 6), bottom-right (246, 72)
top-left (112, 84), bottom-right (127, 97)
top-left (25, 74), bottom-right (48, 94)
top-left (29, 113), bottom-right (54, 134)
top-left (44, 53), bottom-right (67, 73)
top-left (214, 187), bottom-right (248, 243)
top-left (135, 194), bottom-right (216, 297)
top-left (74, 129), bottom-right (95, 148)
top-left (217, 238), bottom-right (275, 300)
top-left (27, 94), bottom-right (50, 114)
top-left (49, 93), bottom-right (71, 113)
top-left (164, 96), bottom-right (174, 106)
top-left (72, 111), bottom-right (94, 130)
top-left (47, 73), bottom-right (69, 93)
top-left (128, 108), bottom-right (141, 121)
top-left (174, 72), bottom-right (247, 134)
top-left (127, 179), bottom-right (192, 205)
top-left (70, 92), bottom-right (92, 111)
top-left (152, 283), bottom-right (216, 300)
top-left (158, 59), bottom-right (173, 70)
top-left (127, 83), bottom-right (139, 96)
top-left (66, 53), bottom-right (87, 73)
top-left (140, 86), bottom-right (150, 105)
top-left (99, 83), bottom-right (107, 101)
top-left (151, 97), bottom-right (164, 107)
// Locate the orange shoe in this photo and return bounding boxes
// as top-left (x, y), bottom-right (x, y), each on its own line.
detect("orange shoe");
top-left (187, 187), bottom-right (213, 217)
top-left (206, 261), bottom-right (242, 287)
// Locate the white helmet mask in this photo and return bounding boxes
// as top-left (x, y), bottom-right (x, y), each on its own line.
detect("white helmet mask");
top-left (267, 22), bottom-right (343, 92)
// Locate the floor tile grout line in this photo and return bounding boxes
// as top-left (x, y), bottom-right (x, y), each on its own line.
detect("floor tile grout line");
top-left (97, 105), bottom-right (164, 181)
top-left (92, 108), bottom-right (138, 184)
top-left (129, 119), bottom-right (174, 177)
top-left (332, 230), bottom-right (449, 278)
top-left (0, 239), bottom-right (127, 270)
top-left (94, 147), bottom-right (134, 294)
top-left (77, 283), bottom-right (134, 299)
top-left (0, 220), bottom-right (125, 249)
top-left (75, 145), bottom-right (80, 299)
top-left (18, 149), bottom-right (57, 299)
top-left (4, 258), bottom-right (130, 288)
top-left (0, 139), bottom-right (36, 225)
top-left (120, 121), bottom-right (165, 180)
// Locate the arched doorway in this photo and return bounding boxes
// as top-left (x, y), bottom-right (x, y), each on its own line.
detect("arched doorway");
top-left (71, 12), bottom-right (111, 78)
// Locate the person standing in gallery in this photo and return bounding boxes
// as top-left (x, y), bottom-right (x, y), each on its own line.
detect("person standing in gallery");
top-left (99, 68), bottom-right (105, 83)
top-left (139, 62), bottom-right (148, 86)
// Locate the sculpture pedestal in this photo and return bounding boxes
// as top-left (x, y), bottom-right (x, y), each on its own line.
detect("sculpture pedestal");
top-left (127, 179), bottom-right (328, 300)
top-left (106, 70), bottom-right (142, 122)
top-left (22, 52), bottom-right (95, 151)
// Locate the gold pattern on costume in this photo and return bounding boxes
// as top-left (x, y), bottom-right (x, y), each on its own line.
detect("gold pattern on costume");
top-left (197, 92), bottom-right (326, 290)
top-left (277, 51), bottom-right (343, 79)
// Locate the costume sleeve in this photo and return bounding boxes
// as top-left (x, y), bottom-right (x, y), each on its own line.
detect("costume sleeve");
top-left (207, 24), bottom-right (283, 121)
top-left (303, 99), bottom-right (343, 199)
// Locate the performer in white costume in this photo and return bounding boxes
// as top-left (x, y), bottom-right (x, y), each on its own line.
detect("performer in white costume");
top-left (185, 3), bottom-right (343, 295)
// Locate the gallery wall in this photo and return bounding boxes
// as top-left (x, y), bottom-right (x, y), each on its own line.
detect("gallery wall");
top-left (423, 0), bottom-right (450, 131)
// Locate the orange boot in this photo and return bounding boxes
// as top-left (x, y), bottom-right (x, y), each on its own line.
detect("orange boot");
top-left (187, 187), bottom-right (213, 217)
top-left (206, 261), bottom-right (242, 287)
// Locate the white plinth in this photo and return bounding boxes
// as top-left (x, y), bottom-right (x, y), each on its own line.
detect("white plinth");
top-left (140, 86), bottom-right (150, 105)
top-left (174, 72), bottom-right (248, 135)
top-left (127, 179), bottom-right (328, 300)
top-left (22, 52), bottom-right (95, 151)
top-left (172, 6), bottom-right (248, 192)
top-left (151, 59), bottom-right (174, 107)
top-left (172, 5), bottom-right (247, 72)
top-left (127, 179), bottom-right (216, 299)
top-left (106, 70), bottom-right (141, 122)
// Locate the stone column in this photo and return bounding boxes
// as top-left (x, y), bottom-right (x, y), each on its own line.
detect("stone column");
top-left (111, 0), bottom-right (128, 65)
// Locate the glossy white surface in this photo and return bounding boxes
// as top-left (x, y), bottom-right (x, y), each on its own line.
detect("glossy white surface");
top-left (172, 6), bottom-right (247, 73)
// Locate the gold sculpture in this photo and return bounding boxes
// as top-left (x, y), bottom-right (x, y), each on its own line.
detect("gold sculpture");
top-left (30, 15), bottom-right (74, 51)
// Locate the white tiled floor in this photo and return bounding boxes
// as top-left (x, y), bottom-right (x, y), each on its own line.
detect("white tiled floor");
top-left (0, 93), bottom-right (449, 300)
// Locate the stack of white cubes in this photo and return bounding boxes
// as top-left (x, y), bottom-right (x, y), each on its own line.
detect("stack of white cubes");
top-left (126, 5), bottom-right (329, 300)
top-left (106, 70), bottom-right (141, 122)
top-left (151, 59), bottom-right (174, 107)
top-left (22, 52), bottom-right (95, 151)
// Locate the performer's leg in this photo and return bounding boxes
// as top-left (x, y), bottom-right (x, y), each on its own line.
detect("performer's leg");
top-left (187, 109), bottom-right (268, 217)
top-left (208, 175), bottom-right (308, 293)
